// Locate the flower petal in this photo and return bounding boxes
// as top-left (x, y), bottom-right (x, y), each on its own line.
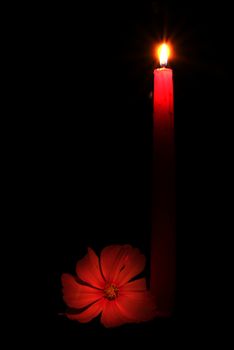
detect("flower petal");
top-left (61, 273), bottom-right (103, 309)
top-left (100, 245), bottom-right (123, 282)
top-left (120, 278), bottom-right (147, 292)
top-left (100, 245), bottom-right (136, 283)
top-left (100, 300), bottom-right (131, 328)
top-left (76, 248), bottom-right (105, 289)
top-left (116, 247), bottom-right (146, 286)
top-left (115, 292), bottom-right (157, 322)
top-left (66, 299), bottom-right (105, 323)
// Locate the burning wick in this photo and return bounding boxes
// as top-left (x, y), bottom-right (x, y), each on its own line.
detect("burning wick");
top-left (157, 43), bottom-right (170, 67)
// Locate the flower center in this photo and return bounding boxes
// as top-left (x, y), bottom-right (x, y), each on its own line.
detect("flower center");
top-left (104, 284), bottom-right (119, 300)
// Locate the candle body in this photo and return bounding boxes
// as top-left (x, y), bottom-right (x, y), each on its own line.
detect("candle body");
top-left (151, 68), bottom-right (176, 314)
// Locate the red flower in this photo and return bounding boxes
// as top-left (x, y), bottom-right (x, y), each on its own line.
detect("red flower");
top-left (61, 245), bottom-right (156, 328)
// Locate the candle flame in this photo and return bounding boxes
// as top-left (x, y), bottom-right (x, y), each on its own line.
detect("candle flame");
top-left (158, 43), bottom-right (170, 66)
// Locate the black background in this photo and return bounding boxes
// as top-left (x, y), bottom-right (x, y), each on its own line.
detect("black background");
top-left (32, 0), bottom-right (231, 345)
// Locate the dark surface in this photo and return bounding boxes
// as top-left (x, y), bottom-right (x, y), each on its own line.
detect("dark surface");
top-left (36, 1), bottom-right (230, 344)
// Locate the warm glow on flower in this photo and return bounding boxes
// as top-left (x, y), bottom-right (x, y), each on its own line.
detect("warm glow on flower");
top-left (61, 245), bottom-right (156, 328)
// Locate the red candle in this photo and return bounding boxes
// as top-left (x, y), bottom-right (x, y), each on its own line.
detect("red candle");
top-left (150, 43), bottom-right (176, 315)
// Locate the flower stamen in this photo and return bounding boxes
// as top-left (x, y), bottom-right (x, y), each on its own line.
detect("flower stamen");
top-left (104, 284), bottom-right (119, 300)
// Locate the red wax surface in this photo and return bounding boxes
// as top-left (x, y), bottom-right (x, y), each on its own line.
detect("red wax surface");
top-left (150, 67), bottom-right (176, 315)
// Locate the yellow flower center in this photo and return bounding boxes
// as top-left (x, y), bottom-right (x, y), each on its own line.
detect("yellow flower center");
top-left (104, 284), bottom-right (119, 300)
